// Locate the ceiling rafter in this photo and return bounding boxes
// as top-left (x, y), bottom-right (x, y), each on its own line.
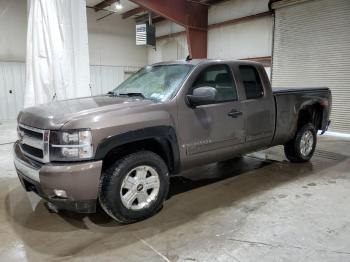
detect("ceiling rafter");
top-left (93, 0), bottom-right (117, 11)
top-left (92, 0), bottom-right (228, 22)
top-left (134, 13), bottom-right (166, 24)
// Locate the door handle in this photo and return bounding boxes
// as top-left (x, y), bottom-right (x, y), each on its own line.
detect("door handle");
top-left (228, 110), bottom-right (243, 118)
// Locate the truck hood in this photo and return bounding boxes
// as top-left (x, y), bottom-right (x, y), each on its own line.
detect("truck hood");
top-left (18, 95), bottom-right (154, 130)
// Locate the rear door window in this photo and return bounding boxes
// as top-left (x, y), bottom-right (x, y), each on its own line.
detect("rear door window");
top-left (239, 65), bottom-right (264, 99)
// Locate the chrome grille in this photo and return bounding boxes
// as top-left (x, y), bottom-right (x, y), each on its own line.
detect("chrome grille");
top-left (18, 124), bottom-right (50, 163)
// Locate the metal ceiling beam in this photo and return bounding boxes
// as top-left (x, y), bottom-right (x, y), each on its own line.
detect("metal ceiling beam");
top-left (93, 0), bottom-right (117, 11)
top-left (129, 0), bottom-right (208, 58)
top-left (129, 0), bottom-right (208, 30)
top-left (122, 0), bottom-right (227, 20)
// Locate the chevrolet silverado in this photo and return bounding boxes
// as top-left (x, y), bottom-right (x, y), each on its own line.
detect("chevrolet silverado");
top-left (14, 59), bottom-right (331, 223)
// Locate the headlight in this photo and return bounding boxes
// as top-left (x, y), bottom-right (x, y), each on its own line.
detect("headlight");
top-left (50, 130), bottom-right (93, 161)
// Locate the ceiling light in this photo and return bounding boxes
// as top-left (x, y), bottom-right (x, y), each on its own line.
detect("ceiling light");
top-left (113, 0), bottom-right (123, 10)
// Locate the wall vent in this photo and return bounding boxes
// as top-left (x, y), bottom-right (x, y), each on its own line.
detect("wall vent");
top-left (136, 23), bottom-right (156, 46)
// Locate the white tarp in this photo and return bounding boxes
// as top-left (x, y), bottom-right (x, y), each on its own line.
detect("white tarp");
top-left (25, 0), bottom-right (90, 108)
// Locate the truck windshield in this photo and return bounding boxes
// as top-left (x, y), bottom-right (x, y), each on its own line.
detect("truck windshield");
top-left (111, 64), bottom-right (193, 102)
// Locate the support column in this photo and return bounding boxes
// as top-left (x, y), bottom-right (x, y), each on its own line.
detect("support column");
top-left (186, 27), bottom-right (208, 59)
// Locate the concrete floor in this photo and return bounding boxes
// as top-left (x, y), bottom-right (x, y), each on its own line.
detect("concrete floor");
top-left (1, 121), bottom-right (350, 262)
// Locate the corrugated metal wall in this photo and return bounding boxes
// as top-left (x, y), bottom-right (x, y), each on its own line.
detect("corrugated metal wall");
top-left (90, 65), bottom-right (140, 95)
top-left (149, 16), bottom-right (273, 64)
top-left (272, 0), bottom-right (350, 133)
top-left (0, 62), bottom-right (141, 121)
top-left (208, 16), bottom-right (273, 60)
top-left (148, 34), bottom-right (188, 64)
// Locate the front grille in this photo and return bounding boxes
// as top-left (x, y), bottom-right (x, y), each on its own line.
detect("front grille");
top-left (18, 124), bottom-right (50, 163)
top-left (21, 144), bottom-right (44, 158)
top-left (18, 125), bottom-right (43, 140)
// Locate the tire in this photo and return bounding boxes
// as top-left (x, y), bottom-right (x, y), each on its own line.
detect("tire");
top-left (99, 151), bottom-right (169, 224)
top-left (284, 123), bottom-right (317, 163)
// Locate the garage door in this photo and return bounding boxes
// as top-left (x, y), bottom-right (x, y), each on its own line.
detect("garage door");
top-left (271, 0), bottom-right (350, 133)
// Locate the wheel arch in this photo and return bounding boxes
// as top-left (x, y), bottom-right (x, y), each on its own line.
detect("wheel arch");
top-left (297, 102), bottom-right (324, 131)
top-left (95, 126), bottom-right (180, 174)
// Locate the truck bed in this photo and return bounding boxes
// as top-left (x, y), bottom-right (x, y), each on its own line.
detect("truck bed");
top-left (272, 87), bottom-right (329, 94)
top-left (271, 87), bottom-right (331, 146)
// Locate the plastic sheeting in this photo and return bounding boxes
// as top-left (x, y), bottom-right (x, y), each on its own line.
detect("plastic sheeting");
top-left (25, 0), bottom-right (90, 108)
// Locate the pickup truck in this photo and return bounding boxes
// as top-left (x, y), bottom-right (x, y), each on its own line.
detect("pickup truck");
top-left (14, 59), bottom-right (331, 223)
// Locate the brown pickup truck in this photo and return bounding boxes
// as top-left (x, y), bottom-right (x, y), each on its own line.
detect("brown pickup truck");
top-left (14, 59), bottom-right (331, 223)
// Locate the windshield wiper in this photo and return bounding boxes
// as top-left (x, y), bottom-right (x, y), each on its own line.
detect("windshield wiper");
top-left (107, 91), bottom-right (116, 96)
top-left (118, 92), bottom-right (145, 99)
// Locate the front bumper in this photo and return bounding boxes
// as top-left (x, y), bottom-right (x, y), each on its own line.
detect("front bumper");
top-left (14, 142), bottom-right (103, 213)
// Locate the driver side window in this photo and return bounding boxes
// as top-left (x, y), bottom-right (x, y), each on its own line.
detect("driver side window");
top-left (191, 64), bottom-right (238, 102)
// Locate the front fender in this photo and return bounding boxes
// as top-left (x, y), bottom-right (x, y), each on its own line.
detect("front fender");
top-left (94, 126), bottom-right (181, 174)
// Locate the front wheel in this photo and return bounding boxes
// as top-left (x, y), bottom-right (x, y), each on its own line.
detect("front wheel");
top-left (99, 151), bottom-right (169, 224)
top-left (284, 123), bottom-right (317, 163)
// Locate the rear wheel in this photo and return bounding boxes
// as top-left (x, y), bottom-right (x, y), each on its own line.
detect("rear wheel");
top-left (99, 151), bottom-right (169, 223)
top-left (284, 123), bottom-right (317, 163)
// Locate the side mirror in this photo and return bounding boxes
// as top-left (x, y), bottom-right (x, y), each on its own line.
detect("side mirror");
top-left (186, 86), bottom-right (217, 107)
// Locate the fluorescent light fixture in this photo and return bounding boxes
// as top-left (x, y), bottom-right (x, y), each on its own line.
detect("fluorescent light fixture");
top-left (114, 0), bottom-right (123, 10)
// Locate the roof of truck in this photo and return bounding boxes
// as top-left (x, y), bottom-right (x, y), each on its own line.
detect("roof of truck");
top-left (152, 59), bottom-right (262, 67)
